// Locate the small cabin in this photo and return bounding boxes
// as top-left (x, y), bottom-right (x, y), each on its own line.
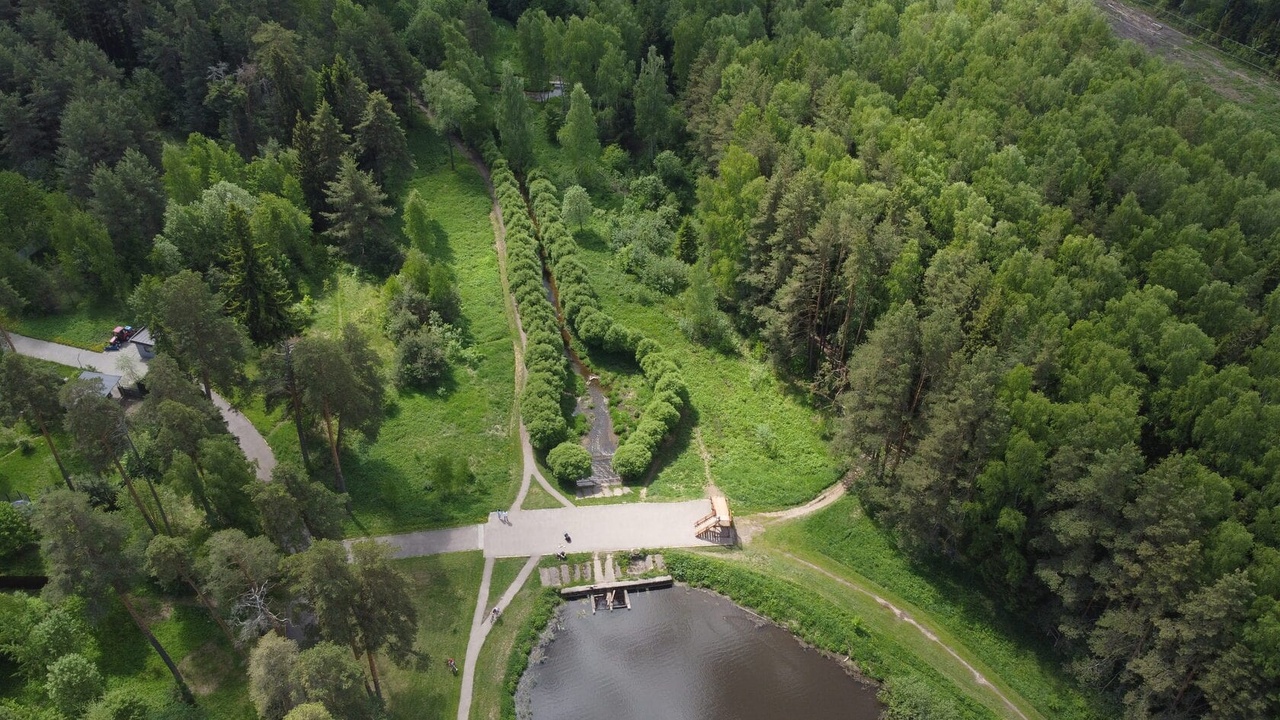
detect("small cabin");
top-left (79, 371), bottom-right (123, 399)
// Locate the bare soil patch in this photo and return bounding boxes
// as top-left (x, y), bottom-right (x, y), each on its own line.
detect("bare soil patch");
top-left (1094, 0), bottom-right (1280, 108)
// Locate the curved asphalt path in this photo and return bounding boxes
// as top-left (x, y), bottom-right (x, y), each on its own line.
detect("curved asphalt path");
top-left (7, 332), bottom-right (276, 481)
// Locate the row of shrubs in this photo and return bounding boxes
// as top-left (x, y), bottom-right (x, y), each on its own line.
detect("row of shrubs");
top-left (525, 172), bottom-right (689, 480)
top-left (484, 144), bottom-right (571, 451)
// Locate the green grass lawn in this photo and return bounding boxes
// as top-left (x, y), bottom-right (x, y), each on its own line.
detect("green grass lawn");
top-left (382, 552), bottom-right (486, 719)
top-left (10, 299), bottom-right (129, 350)
top-left (301, 128), bottom-right (519, 537)
top-left (568, 223), bottom-right (838, 512)
top-left (487, 557), bottom-right (529, 608)
top-left (753, 497), bottom-right (1104, 720)
top-left (470, 563), bottom-right (542, 720)
top-left (519, 481), bottom-right (566, 510)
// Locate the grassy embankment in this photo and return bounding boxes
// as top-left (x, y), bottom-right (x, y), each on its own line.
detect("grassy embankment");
top-left (10, 300), bottom-right (128, 350)
top-left (725, 497), bottom-right (1104, 720)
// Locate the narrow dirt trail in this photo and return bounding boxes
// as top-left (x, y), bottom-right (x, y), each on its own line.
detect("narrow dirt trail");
top-left (778, 551), bottom-right (1033, 720)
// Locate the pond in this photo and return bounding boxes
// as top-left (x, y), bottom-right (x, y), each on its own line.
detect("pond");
top-left (517, 586), bottom-right (884, 719)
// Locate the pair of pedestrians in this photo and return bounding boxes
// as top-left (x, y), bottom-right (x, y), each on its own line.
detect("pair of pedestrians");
top-left (494, 509), bottom-right (511, 524)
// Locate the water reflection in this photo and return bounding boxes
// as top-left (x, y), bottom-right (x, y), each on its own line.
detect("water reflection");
top-left (518, 586), bottom-right (884, 720)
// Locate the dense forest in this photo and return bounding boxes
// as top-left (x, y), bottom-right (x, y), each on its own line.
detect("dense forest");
top-left (3, 0), bottom-right (1280, 716)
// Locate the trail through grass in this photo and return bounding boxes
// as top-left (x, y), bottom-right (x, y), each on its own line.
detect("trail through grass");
top-left (755, 497), bottom-right (1103, 720)
top-left (384, 552), bottom-right (485, 719)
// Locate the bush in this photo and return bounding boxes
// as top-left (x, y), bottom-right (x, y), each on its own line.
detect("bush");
top-left (395, 325), bottom-right (449, 389)
top-left (611, 442), bottom-right (652, 480)
top-left (526, 409), bottom-right (568, 451)
top-left (44, 653), bottom-right (104, 718)
top-left (547, 442), bottom-right (593, 482)
top-left (0, 503), bottom-right (36, 559)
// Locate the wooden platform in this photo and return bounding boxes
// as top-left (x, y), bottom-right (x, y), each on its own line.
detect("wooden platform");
top-left (559, 575), bottom-right (674, 598)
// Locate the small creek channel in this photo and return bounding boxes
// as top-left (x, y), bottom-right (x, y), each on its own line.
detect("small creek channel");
top-left (516, 587), bottom-right (884, 719)
top-left (541, 267), bottom-right (620, 483)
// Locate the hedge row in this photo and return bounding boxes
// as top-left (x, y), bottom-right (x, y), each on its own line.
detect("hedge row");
top-left (489, 155), bottom-right (570, 451)
top-left (524, 172), bottom-right (688, 480)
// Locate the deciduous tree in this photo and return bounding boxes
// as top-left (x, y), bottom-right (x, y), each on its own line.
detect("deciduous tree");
top-left (419, 70), bottom-right (476, 171)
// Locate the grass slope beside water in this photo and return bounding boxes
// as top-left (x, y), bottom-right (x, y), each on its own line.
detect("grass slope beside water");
top-left (754, 498), bottom-right (1102, 720)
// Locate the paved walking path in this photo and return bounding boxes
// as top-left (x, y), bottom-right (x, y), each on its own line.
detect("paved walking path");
top-left (8, 332), bottom-right (276, 481)
top-left (455, 555), bottom-right (540, 720)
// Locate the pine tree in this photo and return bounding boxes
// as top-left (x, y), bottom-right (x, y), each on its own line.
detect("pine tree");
top-left (32, 490), bottom-right (194, 704)
top-left (0, 354), bottom-right (72, 488)
top-left (558, 83), bottom-right (600, 186)
top-left (291, 326), bottom-right (384, 492)
top-left (322, 154), bottom-right (397, 273)
top-left (354, 91), bottom-right (413, 189)
top-left (292, 101), bottom-right (351, 223)
top-left (222, 203), bottom-right (296, 345)
top-left (319, 54), bottom-right (372, 133)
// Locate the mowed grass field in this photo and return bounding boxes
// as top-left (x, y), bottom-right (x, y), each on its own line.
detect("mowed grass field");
top-left (303, 128), bottom-right (519, 537)
top-left (382, 552), bottom-right (485, 718)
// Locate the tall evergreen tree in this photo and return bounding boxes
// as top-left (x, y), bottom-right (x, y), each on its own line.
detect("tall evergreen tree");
top-left (59, 379), bottom-right (162, 536)
top-left (31, 489), bottom-right (193, 704)
top-left (558, 83), bottom-right (600, 186)
top-left (319, 55), bottom-right (372, 134)
top-left (291, 326), bottom-right (384, 492)
top-left (222, 203), bottom-right (296, 346)
top-left (0, 353), bottom-right (72, 488)
top-left (252, 23), bottom-right (308, 141)
top-left (88, 148), bottom-right (165, 272)
top-left (322, 154), bottom-right (396, 272)
top-left (292, 101), bottom-right (351, 223)
top-left (131, 270), bottom-right (250, 400)
top-left (354, 91), bottom-right (413, 189)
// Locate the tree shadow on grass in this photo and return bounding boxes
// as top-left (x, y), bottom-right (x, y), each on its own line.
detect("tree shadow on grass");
top-left (413, 218), bottom-right (454, 265)
top-left (573, 227), bottom-right (609, 252)
top-left (94, 596), bottom-right (153, 678)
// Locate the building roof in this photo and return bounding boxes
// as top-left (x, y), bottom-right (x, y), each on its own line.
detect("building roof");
top-left (130, 327), bottom-right (154, 347)
top-left (79, 371), bottom-right (122, 396)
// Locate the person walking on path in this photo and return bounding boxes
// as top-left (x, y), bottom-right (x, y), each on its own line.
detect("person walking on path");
top-left (490, 606), bottom-right (501, 622)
